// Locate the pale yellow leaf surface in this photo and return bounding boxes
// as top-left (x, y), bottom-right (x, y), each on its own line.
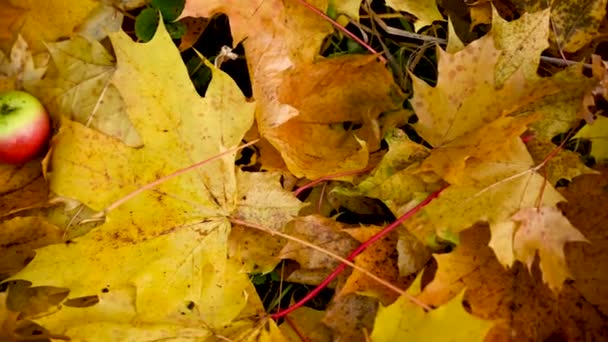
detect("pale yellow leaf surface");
top-left (493, 7), bottom-right (549, 85)
top-left (228, 170), bottom-right (303, 273)
top-left (74, 3), bottom-right (123, 41)
top-left (26, 35), bottom-right (141, 147)
top-left (446, 18), bottom-right (464, 53)
top-left (234, 171), bottom-right (303, 226)
top-left (526, 138), bottom-right (597, 184)
top-left (371, 290), bottom-right (493, 342)
top-left (8, 21), bottom-right (258, 333)
top-left (31, 259), bottom-right (265, 341)
top-left (512, 207), bottom-right (588, 291)
top-left (6, 0), bottom-right (98, 52)
top-left (574, 115), bottom-right (608, 161)
top-left (0, 35), bottom-right (48, 87)
top-left (385, 0), bottom-right (444, 30)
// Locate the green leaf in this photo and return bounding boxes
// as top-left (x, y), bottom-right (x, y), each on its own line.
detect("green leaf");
top-left (151, 0), bottom-right (185, 22)
top-left (166, 21), bottom-right (186, 39)
top-left (134, 8), bottom-right (159, 43)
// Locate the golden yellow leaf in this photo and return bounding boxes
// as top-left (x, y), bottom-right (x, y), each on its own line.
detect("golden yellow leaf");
top-left (528, 64), bottom-right (600, 139)
top-left (511, 0), bottom-right (607, 53)
top-left (550, 0), bottom-right (607, 52)
top-left (574, 115), bottom-right (608, 162)
top-left (181, 0), bottom-right (389, 179)
top-left (7, 0), bottom-right (98, 52)
top-left (371, 290), bottom-right (493, 342)
top-left (385, 0), bottom-right (444, 30)
top-left (419, 114), bottom-right (539, 184)
top-left (271, 55), bottom-right (403, 178)
top-left (7, 20), bottom-right (261, 337)
top-left (0, 1), bottom-right (24, 44)
top-left (410, 32), bottom-right (552, 148)
top-left (469, 3), bottom-right (491, 28)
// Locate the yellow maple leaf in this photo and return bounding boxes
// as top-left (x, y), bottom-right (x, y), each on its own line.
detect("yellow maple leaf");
top-left (5, 20), bottom-right (282, 338)
top-left (25, 35), bottom-right (141, 147)
top-left (512, 207), bottom-right (589, 291)
top-left (410, 30), bottom-right (553, 149)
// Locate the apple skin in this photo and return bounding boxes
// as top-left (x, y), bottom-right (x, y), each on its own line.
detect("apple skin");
top-left (0, 90), bottom-right (51, 164)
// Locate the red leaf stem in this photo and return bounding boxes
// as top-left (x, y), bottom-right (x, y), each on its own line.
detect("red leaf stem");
top-left (271, 184), bottom-right (448, 320)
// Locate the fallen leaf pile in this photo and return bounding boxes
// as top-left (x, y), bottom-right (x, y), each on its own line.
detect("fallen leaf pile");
top-left (1, 0), bottom-right (607, 341)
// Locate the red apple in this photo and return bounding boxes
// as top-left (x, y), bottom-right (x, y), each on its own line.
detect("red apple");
top-left (0, 90), bottom-right (51, 164)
